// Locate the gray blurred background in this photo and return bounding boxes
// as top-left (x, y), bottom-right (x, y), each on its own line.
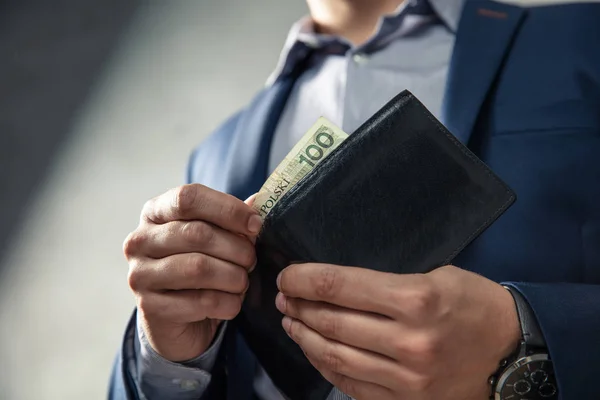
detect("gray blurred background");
top-left (0, 0), bottom-right (307, 398)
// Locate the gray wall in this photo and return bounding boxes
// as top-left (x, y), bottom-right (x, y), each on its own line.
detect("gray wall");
top-left (0, 1), bottom-right (307, 398)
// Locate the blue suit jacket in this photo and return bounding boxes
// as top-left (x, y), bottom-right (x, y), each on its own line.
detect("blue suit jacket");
top-left (110, 1), bottom-right (600, 399)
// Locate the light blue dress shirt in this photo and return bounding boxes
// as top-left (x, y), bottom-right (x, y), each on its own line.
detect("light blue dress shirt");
top-left (131, 0), bottom-right (465, 399)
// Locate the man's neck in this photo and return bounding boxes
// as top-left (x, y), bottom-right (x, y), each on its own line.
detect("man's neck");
top-left (307, 0), bottom-right (406, 45)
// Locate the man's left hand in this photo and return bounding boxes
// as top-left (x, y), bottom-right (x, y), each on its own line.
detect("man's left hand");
top-left (275, 264), bottom-right (521, 400)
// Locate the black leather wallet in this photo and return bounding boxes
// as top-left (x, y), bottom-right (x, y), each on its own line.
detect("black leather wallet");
top-left (235, 90), bottom-right (516, 400)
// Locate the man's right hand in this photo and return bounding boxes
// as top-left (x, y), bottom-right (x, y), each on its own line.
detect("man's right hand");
top-left (123, 184), bottom-right (262, 362)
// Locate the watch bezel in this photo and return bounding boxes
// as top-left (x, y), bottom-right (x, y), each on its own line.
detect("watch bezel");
top-left (493, 353), bottom-right (551, 400)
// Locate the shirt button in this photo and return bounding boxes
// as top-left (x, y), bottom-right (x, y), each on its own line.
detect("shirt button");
top-left (352, 53), bottom-right (369, 64)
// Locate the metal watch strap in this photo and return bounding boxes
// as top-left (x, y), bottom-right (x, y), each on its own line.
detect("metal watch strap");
top-left (503, 285), bottom-right (546, 349)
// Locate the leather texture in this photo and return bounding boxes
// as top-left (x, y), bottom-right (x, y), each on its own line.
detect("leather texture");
top-left (504, 285), bottom-right (546, 349)
top-left (235, 91), bottom-right (517, 400)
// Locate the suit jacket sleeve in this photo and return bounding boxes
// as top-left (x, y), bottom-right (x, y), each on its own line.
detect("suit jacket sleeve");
top-left (504, 281), bottom-right (600, 398)
top-left (108, 313), bottom-right (141, 400)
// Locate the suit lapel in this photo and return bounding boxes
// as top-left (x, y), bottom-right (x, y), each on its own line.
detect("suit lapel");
top-left (442, 0), bottom-right (526, 145)
top-left (224, 77), bottom-right (298, 201)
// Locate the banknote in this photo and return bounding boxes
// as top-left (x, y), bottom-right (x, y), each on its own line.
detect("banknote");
top-left (253, 117), bottom-right (348, 219)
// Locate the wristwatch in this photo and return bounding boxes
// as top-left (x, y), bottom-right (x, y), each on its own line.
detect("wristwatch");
top-left (489, 286), bottom-right (559, 399)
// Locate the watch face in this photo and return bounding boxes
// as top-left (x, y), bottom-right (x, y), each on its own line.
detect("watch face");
top-left (496, 354), bottom-right (558, 400)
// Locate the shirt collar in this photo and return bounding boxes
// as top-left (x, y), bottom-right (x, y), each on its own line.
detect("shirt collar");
top-left (267, 0), bottom-right (465, 86)
top-left (429, 0), bottom-right (466, 32)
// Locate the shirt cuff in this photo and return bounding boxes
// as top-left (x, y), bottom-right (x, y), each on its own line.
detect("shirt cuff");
top-left (135, 312), bottom-right (227, 399)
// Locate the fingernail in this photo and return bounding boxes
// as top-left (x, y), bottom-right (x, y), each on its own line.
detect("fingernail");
top-left (244, 193), bottom-right (258, 205)
top-left (276, 271), bottom-right (282, 290)
top-left (248, 214), bottom-right (263, 234)
top-left (282, 316), bottom-right (292, 332)
top-left (275, 292), bottom-right (286, 313)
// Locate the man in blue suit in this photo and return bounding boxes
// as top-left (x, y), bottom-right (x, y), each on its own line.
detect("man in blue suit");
top-left (110, 0), bottom-right (600, 399)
